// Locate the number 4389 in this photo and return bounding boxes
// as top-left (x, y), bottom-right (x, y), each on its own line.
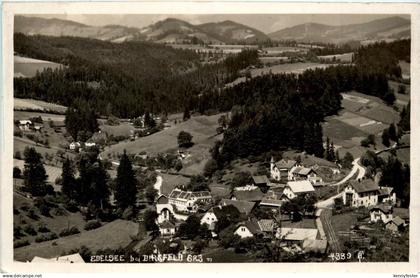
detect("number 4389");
top-left (329, 252), bottom-right (351, 261)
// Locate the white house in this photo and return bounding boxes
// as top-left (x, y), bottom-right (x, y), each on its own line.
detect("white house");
top-left (370, 204), bottom-right (393, 223)
top-left (200, 205), bottom-right (241, 231)
top-left (18, 120), bottom-right (32, 131)
top-left (343, 179), bottom-right (394, 208)
top-left (283, 180), bottom-right (315, 200)
top-left (159, 221), bottom-right (176, 237)
top-left (168, 188), bottom-right (212, 213)
top-left (155, 195), bottom-right (188, 222)
top-left (69, 141), bottom-right (81, 150)
top-left (84, 142), bottom-right (96, 148)
top-left (234, 220), bottom-right (262, 239)
top-left (270, 157), bottom-right (297, 181)
top-left (288, 166), bottom-right (323, 186)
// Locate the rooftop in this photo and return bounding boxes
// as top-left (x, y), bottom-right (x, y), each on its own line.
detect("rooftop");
top-left (252, 175), bottom-right (269, 185)
top-left (276, 227), bottom-right (319, 241)
top-left (349, 179), bottom-right (380, 193)
top-left (286, 180), bottom-right (315, 193)
top-left (220, 199), bottom-right (256, 215)
top-left (274, 159), bottom-right (297, 170)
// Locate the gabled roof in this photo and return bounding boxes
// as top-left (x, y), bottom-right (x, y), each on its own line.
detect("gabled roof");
top-left (252, 175), bottom-right (269, 185)
top-left (210, 205), bottom-right (241, 220)
top-left (387, 216), bottom-right (405, 226)
top-left (156, 195), bottom-right (169, 204)
top-left (258, 219), bottom-right (275, 232)
top-left (393, 208), bottom-right (409, 220)
top-left (168, 188), bottom-right (211, 200)
top-left (370, 204), bottom-right (393, 214)
top-left (378, 186), bottom-right (394, 196)
top-left (18, 120), bottom-right (32, 125)
top-left (275, 159), bottom-right (297, 170)
top-left (277, 228), bottom-right (318, 241)
top-left (290, 166), bottom-right (315, 176)
top-left (232, 188), bottom-right (264, 202)
top-left (220, 199), bottom-right (256, 215)
top-left (349, 179), bottom-right (379, 194)
top-left (286, 180), bottom-right (315, 193)
top-left (237, 220), bottom-right (261, 235)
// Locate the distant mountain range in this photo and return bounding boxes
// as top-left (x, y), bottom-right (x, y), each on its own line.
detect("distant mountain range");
top-left (268, 16), bottom-right (410, 44)
top-left (15, 15), bottom-right (410, 44)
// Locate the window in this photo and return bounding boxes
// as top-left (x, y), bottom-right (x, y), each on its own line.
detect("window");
top-left (241, 227), bottom-right (246, 232)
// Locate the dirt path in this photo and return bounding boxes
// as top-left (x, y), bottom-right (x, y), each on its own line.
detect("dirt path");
top-left (320, 209), bottom-right (341, 253)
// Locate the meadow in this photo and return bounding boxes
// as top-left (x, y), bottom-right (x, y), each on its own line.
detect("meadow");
top-left (14, 56), bottom-right (63, 78)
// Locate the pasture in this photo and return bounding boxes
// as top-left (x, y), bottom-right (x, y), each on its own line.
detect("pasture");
top-left (317, 52), bottom-right (353, 63)
top-left (14, 219), bottom-right (138, 262)
top-left (323, 91), bottom-right (400, 158)
top-left (15, 98), bottom-right (67, 114)
top-left (14, 56), bottom-right (63, 78)
top-left (14, 159), bottom-right (62, 190)
top-left (159, 173), bottom-right (191, 196)
top-left (227, 62), bottom-right (330, 87)
top-left (14, 110), bottom-right (66, 122)
top-left (102, 114), bottom-right (223, 176)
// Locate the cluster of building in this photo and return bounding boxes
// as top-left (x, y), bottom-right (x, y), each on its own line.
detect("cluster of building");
top-left (17, 119), bottom-right (43, 132)
top-left (69, 141), bottom-right (96, 151)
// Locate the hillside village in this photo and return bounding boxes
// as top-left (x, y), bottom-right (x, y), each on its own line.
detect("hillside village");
top-left (11, 14), bottom-right (410, 263)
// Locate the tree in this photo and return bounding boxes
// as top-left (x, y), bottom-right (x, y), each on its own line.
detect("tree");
top-left (203, 159), bottom-right (218, 177)
top-left (176, 215), bottom-right (202, 239)
top-left (144, 112), bottom-right (156, 129)
top-left (183, 106), bottom-right (191, 121)
top-left (115, 150), bottom-right (138, 209)
top-left (13, 167), bottom-right (21, 178)
top-left (23, 147), bottom-right (49, 196)
top-left (177, 131), bottom-right (193, 148)
top-left (231, 171), bottom-right (252, 189)
top-left (61, 157), bottom-right (79, 201)
top-left (388, 123), bottom-right (397, 142)
top-left (65, 99), bottom-right (98, 141)
top-left (397, 85), bottom-right (406, 95)
top-left (381, 129), bottom-right (390, 147)
top-left (384, 92), bottom-right (396, 106)
top-left (145, 185), bottom-right (157, 204)
top-left (186, 175), bottom-right (209, 191)
top-left (143, 210), bottom-right (158, 231)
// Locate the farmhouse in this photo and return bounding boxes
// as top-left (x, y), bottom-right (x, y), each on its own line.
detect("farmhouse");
top-left (259, 188), bottom-right (284, 208)
top-left (288, 166), bottom-right (323, 186)
top-left (234, 220), bottom-right (260, 239)
top-left (385, 217), bottom-right (407, 232)
top-left (168, 188), bottom-right (213, 213)
top-left (270, 157), bottom-right (297, 181)
top-left (231, 186), bottom-right (264, 202)
top-left (342, 179), bottom-right (395, 208)
top-left (282, 180), bottom-right (315, 200)
top-left (219, 199), bottom-right (256, 215)
top-left (370, 204), bottom-right (393, 223)
top-left (69, 141), bottom-right (81, 150)
top-left (159, 221), bottom-right (176, 237)
top-left (252, 175), bottom-right (270, 192)
top-left (200, 205), bottom-right (241, 231)
top-left (18, 120), bottom-right (32, 131)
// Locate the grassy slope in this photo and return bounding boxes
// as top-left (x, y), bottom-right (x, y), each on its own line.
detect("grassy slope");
top-left (14, 219), bottom-right (138, 262)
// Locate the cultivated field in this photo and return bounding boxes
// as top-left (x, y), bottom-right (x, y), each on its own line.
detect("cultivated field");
top-left (317, 52), bottom-right (353, 63)
top-left (14, 56), bottom-right (63, 78)
top-left (323, 91), bottom-right (400, 158)
top-left (227, 62), bottom-right (331, 87)
top-left (14, 110), bottom-right (66, 122)
top-left (15, 98), bottom-right (67, 114)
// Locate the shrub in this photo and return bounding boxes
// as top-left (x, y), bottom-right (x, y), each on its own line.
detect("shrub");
top-left (84, 220), bottom-right (102, 231)
top-left (59, 226), bottom-right (80, 237)
top-left (13, 167), bottom-right (22, 178)
top-left (38, 224), bottom-right (51, 233)
top-left (14, 226), bottom-right (25, 239)
top-left (14, 239), bottom-right (30, 248)
top-left (13, 206), bottom-right (19, 215)
top-left (35, 232), bottom-right (58, 242)
top-left (14, 151), bottom-right (22, 160)
top-left (23, 225), bottom-right (38, 236)
top-left (14, 129), bottom-right (23, 138)
top-left (52, 206), bottom-right (68, 216)
top-left (27, 208), bottom-right (39, 220)
top-left (64, 200), bottom-right (79, 213)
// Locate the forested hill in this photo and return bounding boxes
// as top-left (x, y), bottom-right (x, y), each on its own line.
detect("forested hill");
top-left (13, 33), bottom-right (259, 118)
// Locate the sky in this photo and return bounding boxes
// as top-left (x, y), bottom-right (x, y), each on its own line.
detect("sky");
top-left (32, 14), bottom-right (409, 33)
